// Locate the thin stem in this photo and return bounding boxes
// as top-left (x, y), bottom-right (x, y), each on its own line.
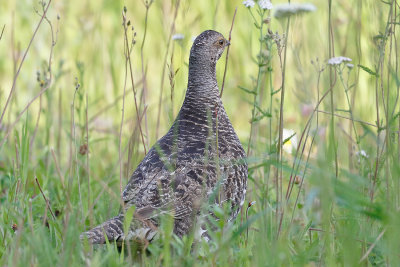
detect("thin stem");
top-left (155, 0), bottom-right (181, 139)
top-left (0, 8), bottom-right (57, 148)
top-left (29, 94), bottom-right (42, 152)
top-left (140, 1), bottom-right (153, 150)
top-left (328, 0), bottom-right (338, 178)
top-left (51, 148), bottom-right (65, 188)
top-left (122, 12), bottom-right (147, 155)
top-left (85, 93), bottom-right (91, 224)
top-left (0, 0), bottom-right (52, 128)
top-left (247, 8), bottom-right (265, 157)
top-left (316, 109), bottom-right (377, 128)
top-left (370, 0), bottom-right (394, 203)
top-left (35, 177), bottom-right (56, 220)
top-left (120, 13), bottom-right (129, 194)
top-left (338, 67), bottom-right (361, 151)
top-left (220, 7), bottom-right (237, 98)
top-left (0, 24), bottom-right (5, 41)
top-left (276, 13), bottom-right (290, 238)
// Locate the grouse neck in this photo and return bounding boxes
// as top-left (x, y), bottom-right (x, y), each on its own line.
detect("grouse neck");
top-left (186, 54), bottom-right (219, 98)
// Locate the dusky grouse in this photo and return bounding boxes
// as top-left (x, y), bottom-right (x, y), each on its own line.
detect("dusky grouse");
top-left (81, 30), bottom-right (247, 244)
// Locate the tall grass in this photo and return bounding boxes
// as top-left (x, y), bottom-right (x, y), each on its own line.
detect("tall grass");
top-left (0, 0), bottom-right (399, 266)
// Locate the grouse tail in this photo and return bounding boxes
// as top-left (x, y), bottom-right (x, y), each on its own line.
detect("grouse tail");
top-left (80, 214), bottom-right (158, 244)
top-left (80, 215), bottom-right (125, 244)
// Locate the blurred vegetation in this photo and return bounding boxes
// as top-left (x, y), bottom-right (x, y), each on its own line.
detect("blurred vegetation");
top-left (0, 0), bottom-right (399, 266)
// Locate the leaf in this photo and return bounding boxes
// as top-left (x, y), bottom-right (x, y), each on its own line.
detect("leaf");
top-left (271, 87), bottom-right (282, 95)
top-left (21, 112), bottom-right (30, 183)
top-left (373, 34), bottom-right (387, 40)
top-left (229, 209), bottom-right (267, 241)
top-left (255, 105), bottom-right (272, 118)
top-left (358, 64), bottom-right (379, 77)
top-left (250, 105), bottom-right (272, 123)
top-left (335, 108), bottom-right (350, 113)
top-left (390, 67), bottom-right (400, 87)
top-left (238, 86), bottom-right (256, 95)
top-left (388, 111), bottom-right (400, 126)
top-left (123, 205), bottom-right (136, 237)
top-left (283, 132), bottom-right (296, 146)
top-left (296, 220), bottom-right (312, 241)
top-left (250, 115), bottom-right (263, 123)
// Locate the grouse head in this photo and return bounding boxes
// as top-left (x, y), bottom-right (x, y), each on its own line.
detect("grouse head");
top-left (190, 30), bottom-right (230, 64)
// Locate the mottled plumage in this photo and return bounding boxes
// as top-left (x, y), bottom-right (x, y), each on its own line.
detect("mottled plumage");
top-left (81, 30), bottom-right (247, 244)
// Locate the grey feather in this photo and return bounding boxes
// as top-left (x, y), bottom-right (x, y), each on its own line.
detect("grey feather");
top-left (80, 30), bottom-right (248, 243)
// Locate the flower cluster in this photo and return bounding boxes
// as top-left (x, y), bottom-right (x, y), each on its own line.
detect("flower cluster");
top-left (356, 150), bottom-right (369, 164)
top-left (258, 0), bottom-right (273, 10)
top-left (243, 0), bottom-right (273, 10)
top-left (356, 150), bottom-right (368, 158)
top-left (243, 0), bottom-right (255, 8)
top-left (172, 33), bottom-right (184, 41)
top-left (327, 56), bottom-right (352, 66)
top-left (274, 3), bottom-right (316, 18)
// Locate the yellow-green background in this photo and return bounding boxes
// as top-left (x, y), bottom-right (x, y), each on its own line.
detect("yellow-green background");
top-left (0, 0), bottom-right (398, 266)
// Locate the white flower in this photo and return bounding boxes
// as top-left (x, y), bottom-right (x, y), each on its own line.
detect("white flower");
top-left (346, 63), bottom-right (354, 69)
top-left (327, 56), bottom-right (352, 65)
top-left (258, 0), bottom-right (273, 10)
top-left (172, 33), bottom-right (184, 40)
top-left (243, 0), bottom-right (255, 8)
top-left (356, 150), bottom-right (369, 163)
top-left (282, 129), bottom-right (298, 153)
top-left (356, 150), bottom-right (368, 158)
top-left (274, 3), bottom-right (316, 18)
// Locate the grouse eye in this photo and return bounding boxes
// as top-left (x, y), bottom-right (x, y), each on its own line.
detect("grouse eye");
top-left (218, 39), bottom-right (224, 46)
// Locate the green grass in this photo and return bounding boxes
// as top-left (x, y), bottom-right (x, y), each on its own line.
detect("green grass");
top-left (1, 0), bottom-right (399, 266)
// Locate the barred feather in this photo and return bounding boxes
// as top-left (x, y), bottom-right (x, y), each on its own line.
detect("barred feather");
top-left (81, 30), bottom-right (247, 244)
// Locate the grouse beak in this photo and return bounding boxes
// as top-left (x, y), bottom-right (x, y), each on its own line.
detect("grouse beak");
top-left (226, 40), bottom-right (231, 46)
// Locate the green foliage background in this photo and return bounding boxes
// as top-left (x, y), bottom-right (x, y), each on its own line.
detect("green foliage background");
top-left (0, 0), bottom-right (399, 266)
